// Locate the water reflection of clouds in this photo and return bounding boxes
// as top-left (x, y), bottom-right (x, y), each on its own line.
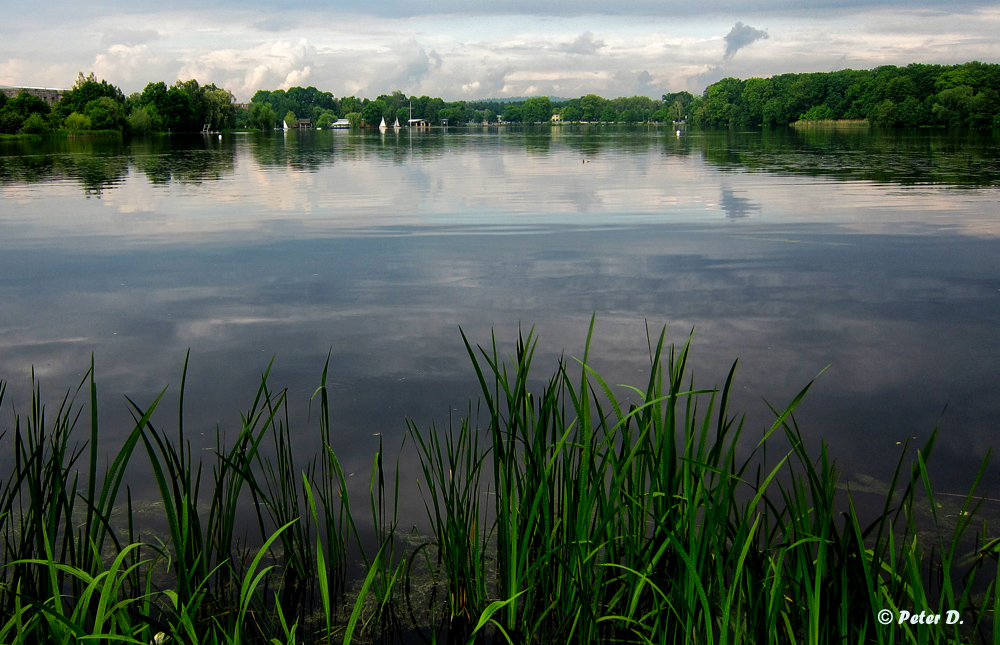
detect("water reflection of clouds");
top-left (1, 134), bottom-right (999, 498)
top-left (0, 222), bottom-right (995, 498)
top-left (4, 133), bottom-right (1000, 247)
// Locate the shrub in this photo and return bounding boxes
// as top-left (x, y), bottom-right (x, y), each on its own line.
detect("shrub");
top-left (64, 112), bottom-right (92, 131)
top-left (20, 112), bottom-right (48, 134)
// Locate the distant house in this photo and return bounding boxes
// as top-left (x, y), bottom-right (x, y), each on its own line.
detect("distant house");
top-left (407, 118), bottom-right (429, 128)
top-left (0, 86), bottom-right (66, 106)
top-left (330, 118), bottom-right (351, 129)
top-left (297, 118), bottom-right (312, 129)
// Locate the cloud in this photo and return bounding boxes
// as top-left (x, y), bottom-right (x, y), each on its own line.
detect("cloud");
top-left (100, 28), bottom-right (160, 47)
top-left (634, 69), bottom-right (656, 95)
top-left (92, 44), bottom-right (151, 84)
top-left (558, 31), bottom-right (605, 55)
top-left (723, 22), bottom-right (768, 59)
top-left (281, 65), bottom-right (312, 88)
top-left (379, 40), bottom-right (437, 92)
top-left (174, 38), bottom-right (316, 97)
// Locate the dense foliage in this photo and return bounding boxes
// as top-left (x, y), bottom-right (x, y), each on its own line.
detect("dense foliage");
top-left (4, 60), bottom-right (999, 135)
top-left (689, 61), bottom-right (1000, 128)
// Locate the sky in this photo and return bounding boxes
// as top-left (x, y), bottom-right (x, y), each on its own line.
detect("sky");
top-left (2, 1), bottom-right (999, 102)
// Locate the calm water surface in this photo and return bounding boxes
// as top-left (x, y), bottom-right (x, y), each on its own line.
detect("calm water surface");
top-left (1, 126), bottom-right (998, 518)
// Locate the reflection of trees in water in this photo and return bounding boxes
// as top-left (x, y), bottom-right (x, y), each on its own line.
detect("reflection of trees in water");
top-left (131, 136), bottom-right (235, 184)
top-left (693, 127), bottom-right (1000, 187)
top-left (0, 135), bottom-right (130, 195)
top-left (719, 186), bottom-right (760, 219)
top-left (249, 131), bottom-right (336, 171)
top-left (1, 134), bottom-right (237, 194)
top-left (3, 127), bottom-right (1000, 193)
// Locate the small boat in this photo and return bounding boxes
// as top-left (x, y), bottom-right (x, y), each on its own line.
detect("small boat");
top-left (378, 117), bottom-right (387, 131)
top-left (393, 117), bottom-right (400, 129)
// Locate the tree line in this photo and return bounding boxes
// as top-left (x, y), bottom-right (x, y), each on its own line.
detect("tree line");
top-left (3, 61), bottom-right (999, 136)
top-left (688, 61), bottom-right (1000, 128)
top-left (0, 73), bottom-right (236, 135)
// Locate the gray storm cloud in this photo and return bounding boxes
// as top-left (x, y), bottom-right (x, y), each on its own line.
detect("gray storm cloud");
top-left (723, 22), bottom-right (768, 59)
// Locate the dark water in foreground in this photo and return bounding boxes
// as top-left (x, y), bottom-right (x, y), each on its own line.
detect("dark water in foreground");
top-left (0, 126), bottom-right (998, 524)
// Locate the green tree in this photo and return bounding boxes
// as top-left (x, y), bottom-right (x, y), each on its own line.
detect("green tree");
top-left (341, 96), bottom-right (361, 114)
top-left (560, 105), bottom-right (581, 122)
top-left (64, 112), bottom-right (92, 131)
top-left (502, 105), bottom-right (521, 123)
top-left (204, 87), bottom-right (236, 130)
top-left (0, 112), bottom-right (22, 134)
top-left (283, 110), bottom-right (297, 128)
top-left (84, 97), bottom-right (124, 130)
top-left (521, 96), bottom-right (553, 123)
top-left (56, 76), bottom-right (124, 119)
top-left (249, 102), bottom-right (277, 130)
top-left (160, 87), bottom-right (195, 131)
top-left (932, 85), bottom-right (974, 126)
top-left (580, 94), bottom-right (604, 121)
top-left (742, 77), bottom-right (774, 125)
top-left (361, 99), bottom-right (387, 126)
top-left (127, 105), bottom-right (158, 135)
top-left (799, 105), bottom-right (834, 121)
top-left (345, 112), bottom-right (362, 129)
top-left (668, 100), bottom-right (685, 121)
top-left (896, 96), bottom-right (926, 127)
top-left (20, 112), bottom-right (48, 134)
top-left (967, 88), bottom-right (999, 128)
top-left (885, 76), bottom-right (917, 103)
top-left (869, 99), bottom-right (899, 127)
top-left (315, 111), bottom-right (336, 128)
top-left (5, 92), bottom-right (50, 119)
top-left (697, 77), bottom-right (743, 126)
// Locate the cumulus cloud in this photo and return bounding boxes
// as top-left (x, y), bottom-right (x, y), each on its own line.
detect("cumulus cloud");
top-left (558, 31), bottom-right (605, 55)
top-left (379, 40), bottom-right (438, 91)
top-left (723, 22), bottom-right (768, 59)
top-left (176, 38), bottom-right (316, 97)
top-left (281, 65), bottom-right (312, 88)
top-left (93, 44), bottom-right (150, 83)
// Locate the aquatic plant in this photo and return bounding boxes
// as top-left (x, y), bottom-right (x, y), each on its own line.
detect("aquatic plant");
top-left (0, 324), bottom-right (996, 644)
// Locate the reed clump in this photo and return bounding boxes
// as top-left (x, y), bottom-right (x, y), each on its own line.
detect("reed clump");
top-left (0, 323), bottom-right (997, 644)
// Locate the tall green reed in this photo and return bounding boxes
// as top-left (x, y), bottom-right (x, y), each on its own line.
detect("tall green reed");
top-left (0, 324), bottom-right (997, 644)
top-left (405, 319), bottom-right (1000, 644)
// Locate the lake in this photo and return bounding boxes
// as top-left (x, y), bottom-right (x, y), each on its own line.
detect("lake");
top-left (0, 126), bottom-right (998, 521)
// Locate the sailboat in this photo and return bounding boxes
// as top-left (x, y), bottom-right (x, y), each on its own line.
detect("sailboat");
top-left (393, 117), bottom-right (400, 129)
top-left (378, 117), bottom-right (387, 131)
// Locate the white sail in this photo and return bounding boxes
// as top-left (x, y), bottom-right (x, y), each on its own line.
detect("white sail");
top-left (394, 117), bottom-right (400, 129)
top-left (379, 117), bottom-right (387, 131)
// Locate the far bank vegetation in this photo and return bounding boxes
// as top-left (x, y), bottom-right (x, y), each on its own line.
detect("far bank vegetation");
top-left (2, 61), bottom-right (998, 136)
